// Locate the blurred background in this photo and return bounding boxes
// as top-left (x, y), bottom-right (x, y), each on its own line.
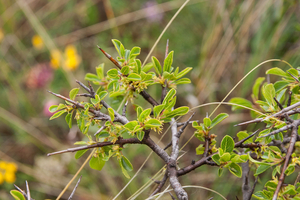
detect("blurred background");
top-left (0, 0), bottom-right (300, 199)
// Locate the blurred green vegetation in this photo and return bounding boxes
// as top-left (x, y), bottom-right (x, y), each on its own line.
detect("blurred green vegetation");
top-left (0, 0), bottom-right (300, 199)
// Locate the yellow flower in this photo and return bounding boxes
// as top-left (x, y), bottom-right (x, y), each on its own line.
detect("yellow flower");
top-left (0, 29), bottom-right (4, 43)
top-left (50, 49), bottom-right (61, 69)
top-left (32, 35), bottom-right (44, 50)
top-left (64, 45), bottom-right (81, 71)
top-left (4, 171), bottom-right (15, 183)
top-left (6, 162), bottom-right (17, 172)
top-left (0, 161), bottom-right (6, 169)
top-left (0, 173), bottom-right (3, 185)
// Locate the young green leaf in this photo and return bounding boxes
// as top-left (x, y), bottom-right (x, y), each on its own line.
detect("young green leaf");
top-left (175, 78), bottom-right (191, 85)
top-left (163, 51), bottom-right (174, 73)
top-left (203, 117), bottom-right (211, 128)
top-left (196, 144), bottom-right (205, 155)
top-left (50, 110), bottom-right (66, 120)
top-left (144, 119), bottom-right (162, 128)
top-left (49, 105), bottom-right (58, 113)
top-left (69, 88), bottom-right (79, 100)
top-left (89, 156), bottom-right (106, 171)
top-left (237, 131), bottom-right (252, 143)
top-left (121, 66), bottom-right (129, 75)
top-left (254, 164), bottom-right (271, 176)
top-left (138, 108), bottom-right (151, 122)
top-left (175, 67), bottom-right (192, 79)
top-left (274, 81), bottom-right (289, 93)
top-left (124, 121), bottom-right (138, 131)
top-left (91, 94), bottom-right (100, 104)
top-left (212, 154), bottom-right (220, 165)
top-left (229, 97), bottom-right (252, 111)
top-left (130, 47), bottom-right (141, 58)
top-left (153, 104), bottom-right (165, 117)
top-left (162, 88), bottom-right (176, 105)
top-left (112, 39), bottom-right (125, 57)
top-left (98, 91), bottom-right (108, 100)
top-left (152, 56), bottom-right (162, 75)
top-left (211, 113), bottom-right (229, 128)
top-left (96, 63), bottom-right (104, 79)
top-left (220, 152), bottom-right (231, 162)
top-left (75, 149), bottom-right (88, 159)
top-left (108, 108), bottom-right (115, 121)
top-left (218, 168), bottom-right (223, 177)
top-left (10, 190), bottom-right (26, 200)
top-left (142, 63), bottom-right (153, 72)
top-left (220, 135), bottom-right (234, 153)
top-left (107, 69), bottom-right (119, 78)
top-left (266, 67), bottom-right (288, 77)
top-left (85, 73), bottom-right (102, 82)
top-left (121, 156), bottom-right (133, 171)
top-left (65, 113), bottom-right (72, 128)
top-left (165, 106), bottom-right (189, 118)
top-left (137, 130), bottom-right (145, 141)
top-left (262, 84), bottom-right (275, 106)
top-left (252, 77), bottom-right (265, 100)
top-left (228, 163), bottom-right (242, 178)
top-left (127, 73), bottom-right (141, 81)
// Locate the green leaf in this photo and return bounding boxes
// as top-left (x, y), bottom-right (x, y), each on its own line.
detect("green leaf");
top-left (50, 110), bottom-right (66, 120)
top-left (252, 77), bottom-right (265, 100)
top-left (212, 154), bottom-right (220, 165)
top-left (138, 108), bottom-right (151, 122)
top-left (229, 97), bottom-right (252, 111)
top-left (175, 78), bottom-right (191, 85)
top-left (121, 66), bottom-right (129, 75)
top-left (75, 149), bottom-right (88, 159)
top-left (142, 63), bottom-right (153, 72)
top-left (127, 73), bottom-right (141, 81)
top-left (112, 39), bottom-right (124, 57)
top-left (121, 156), bottom-right (133, 171)
top-left (98, 91), bottom-right (108, 100)
top-left (137, 130), bottom-right (145, 141)
top-left (120, 161), bottom-right (130, 178)
top-left (10, 190), bottom-right (26, 200)
top-left (218, 168), bottom-right (223, 177)
top-left (196, 144), bottom-right (205, 155)
top-left (254, 164), bottom-right (271, 176)
top-left (85, 73), bottom-right (102, 82)
top-left (220, 152), bottom-right (231, 162)
top-left (165, 106), bottom-right (189, 118)
top-left (237, 131), bottom-right (252, 143)
top-left (274, 81), bottom-right (289, 93)
top-left (130, 46), bottom-right (141, 58)
top-left (96, 63), bottom-right (104, 79)
top-left (163, 51), bottom-right (174, 73)
top-left (49, 105), bottom-right (58, 113)
top-left (124, 49), bottom-right (130, 61)
top-left (211, 113), bottom-right (229, 128)
top-left (89, 156), bottom-right (105, 171)
top-left (221, 135), bottom-right (234, 153)
top-left (69, 88), bottom-right (79, 100)
top-left (153, 104), bottom-right (165, 117)
top-left (162, 88), bottom-right (176, 105)
top-left (144, 119), bottom-right (162, 128)
top-left (152, 56), bottom-right (162, 75)
top-left (91, 94), bottom-right (100, 104)
top-left (65, 113), bottom-right (72, 128)
top-left (107, 69), bottom-right (119, 78)
top-left (124, 121), bottom-right (138, 131)
top-left (108, 108), bottom-right (115, 121)
top-left (228, 162), bottom-right (242, 178)
top-left (266, 67), bottom-right (288, 77)
top-left (176, 67), bottom-right (192, 79)
top-left (203, 117), bottom-right (211, 128)
top-left (74, 141), bottom-right (87, 145)
top-left (262, 84), bottom-right (275, 106)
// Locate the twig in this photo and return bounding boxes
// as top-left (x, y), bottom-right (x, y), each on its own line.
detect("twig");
top-left (235, 129), bottom-right (259, 147)
top-left (150, 170), bottom-right (169, 196)
top-left (76, 80), bottom-right (95, 98)
top-left (94, 125), bottom-right (107, 136)
top-left (68, 176), bottom-right (82, 200)
top-left (139, 90), bottom-right (159, 106)
top-left (97, 46), bottom-right (122, 69)
top-left (258, 125), bottom-right (293, 138)
top-left (122, 100), bottom-right (128, 116)
top-left (26, 181), bottom-right (31, 200)
top-left (287, 71), bottom-right (299, 82)
top-left (14, 184), bottom-right (34, 200)
top-left (272, 120), bottom-right (300, 200)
